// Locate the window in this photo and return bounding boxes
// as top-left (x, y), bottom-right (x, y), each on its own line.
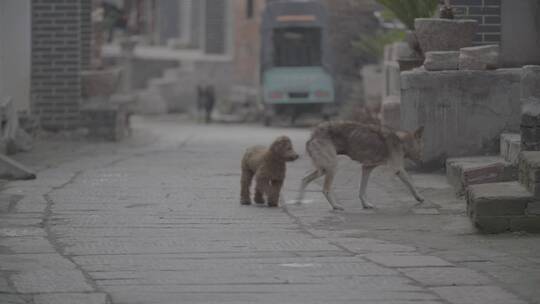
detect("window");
top-left (246, 0), bottom-right (254, 19)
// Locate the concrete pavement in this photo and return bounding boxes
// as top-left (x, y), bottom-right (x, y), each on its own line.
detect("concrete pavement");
top-left (0, 116), bottom-right (538, 304)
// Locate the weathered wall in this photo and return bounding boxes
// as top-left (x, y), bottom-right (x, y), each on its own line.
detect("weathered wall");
top-left (31, 0), bottom-right (92, 130)
top-left (401, 69), bottom-right (522, 166)
top-left (0, 0), bottom-right (31, 112)
top-left (232, 0), bottom-right (265, 88)
top-left (450, 0), bottom-right (502, 45)
top-left (500, 0), bottom-right (540, 67)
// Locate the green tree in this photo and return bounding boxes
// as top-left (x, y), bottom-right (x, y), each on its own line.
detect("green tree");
top-left (376, 0), bottom-right (439, 30)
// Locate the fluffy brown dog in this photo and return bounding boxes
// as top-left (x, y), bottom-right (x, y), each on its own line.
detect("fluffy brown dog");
top-left (240, 136), bottom-right (299, 207)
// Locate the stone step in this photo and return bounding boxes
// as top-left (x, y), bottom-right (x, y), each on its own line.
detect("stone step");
top-left (466, 181), bottom-right (540, 233)
top-left (500, 133), bottom-right (521, 164)
top-left (446, 156), bottom-right (517, 196)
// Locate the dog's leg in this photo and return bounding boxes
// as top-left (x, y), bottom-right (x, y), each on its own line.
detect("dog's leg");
top-left (322, 170), bottom-right (344, 211)
top-left (240, 169), bottom-right (254, 205)
top-left (254, 176), bottom-right (267, 205)
top-left (359, 165), bottom-right (376, 209)
top-left (396, 168), bottom-right (425, 203)
top-left (267, 179), bottom-right (283, 207)
top-left (295, 169), bottom-right (323, 203)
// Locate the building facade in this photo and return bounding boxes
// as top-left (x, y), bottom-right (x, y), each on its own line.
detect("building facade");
top-left (0, 1), bottom-right (32, 112)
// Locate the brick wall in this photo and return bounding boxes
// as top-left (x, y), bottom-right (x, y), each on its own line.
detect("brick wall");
top-left (450, 0), bottom-right (501, 45)
top-left (31, 0), bottom-right (92, 130)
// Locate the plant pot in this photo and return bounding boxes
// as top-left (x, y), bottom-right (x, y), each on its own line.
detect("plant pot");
top-left (414, 18), bottom-right (478, 53)
top-left (397, 58), bottom-right (424, 71)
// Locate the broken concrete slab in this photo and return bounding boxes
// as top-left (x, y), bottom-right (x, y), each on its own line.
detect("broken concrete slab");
top-left (424, 51), bottom-right (459, 71)
top-left (459, 45), bottom-right (500, 70)
top-left (446, 156), bottom-right (516, 196)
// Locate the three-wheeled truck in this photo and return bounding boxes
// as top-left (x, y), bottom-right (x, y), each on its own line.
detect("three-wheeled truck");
top-left (260, 0), bottom-right (336, 126)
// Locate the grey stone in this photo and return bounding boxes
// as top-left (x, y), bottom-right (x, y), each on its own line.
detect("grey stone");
top-left (431, 285), bottom-right (528, 304)
top-left (33, 293), bottom-right (109, 304)
top-left (510, 216), bottom-right (540, 232)
top-left (521, 65), bottom-right (540, 99)
top-left (473, 217), bottom-right (511, 234)
top-left (459, 45), bottom-right (500, 70)
top-left (518, 151), bottom-right (540, 195)
top-left (381, 95), bottom-right (401, 130)
top-left (500, 133), bottom-right (521, 164)
top-left (414, 18), bottom-right (478, 52)
top-left (401, 69), bottom-right (522, 165)
top-left (424, 51), bottom-right (459, 71)
top-left (466, 182), bottom-right (530, 217)
top-left (402, 267), bottom-right (491, 286)
top-left (365, 254), bottom-right (453, 268)
top-left (526, 202), bottom-right (540, 215)
top-left (520, 98), bottom-right (540, 151)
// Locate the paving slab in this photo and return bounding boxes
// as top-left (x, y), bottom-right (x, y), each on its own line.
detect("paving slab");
top-left (431, 285), bottom-right (528, 304)
top-left (12, 269), bottom-right (94, 293)
top-left (401, 267), bottom-right (492, 286)
top-left (365, 254), bottom-right (454, 268)
top-left (33, 293), bottom-right (109, 304)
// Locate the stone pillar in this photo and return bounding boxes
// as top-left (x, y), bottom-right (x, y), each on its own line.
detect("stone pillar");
top-left (119, 38), bottom-right (138, 94)
top-left (520, 66), bottom-right (540, 151)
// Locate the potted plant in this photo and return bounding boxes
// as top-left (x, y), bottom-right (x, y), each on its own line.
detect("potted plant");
top-left (414, 0), bottom-right (478, 52)
top-left (375, 0), bottom-right (440, 70)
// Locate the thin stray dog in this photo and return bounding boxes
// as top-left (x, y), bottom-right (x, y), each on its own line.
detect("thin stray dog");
top-left (241, 136), bottom-right (299, 207)
top-left (296, 121), bottom-right (425, 211)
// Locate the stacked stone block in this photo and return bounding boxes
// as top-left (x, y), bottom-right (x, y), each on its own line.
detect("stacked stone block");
top-left (449, 0), bottom-right (501, 45)
top-left (81, 96), bottom-right (131, 142)
top-left (466, 65), bottom-right (540, 233)
top-left (466, 181), bottom-right (540, 233)
top-left (520, 66), bottom-right (540, 150)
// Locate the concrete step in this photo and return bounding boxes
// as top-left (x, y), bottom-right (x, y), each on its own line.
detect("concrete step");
top-left (446, 156), bottom-right (517, 196)
top-left (500, 133), bottom-right (521, 164)
top-left (466, 181), bottom-right (540, 233)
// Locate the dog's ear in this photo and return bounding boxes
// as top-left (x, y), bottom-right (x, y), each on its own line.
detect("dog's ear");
top-left (414, 126), bottom-right (424, 139)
